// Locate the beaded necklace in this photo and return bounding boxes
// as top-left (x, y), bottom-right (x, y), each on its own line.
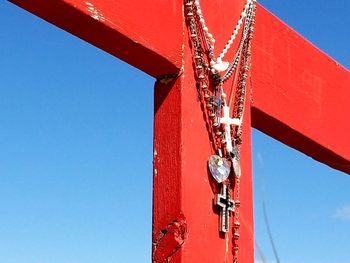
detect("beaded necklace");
top-left (186, 0), bottom-right (256, 261)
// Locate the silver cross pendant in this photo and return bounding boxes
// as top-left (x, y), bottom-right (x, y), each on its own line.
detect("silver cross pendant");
top-left (214, 183), bottom-right (235, 233)
top-left (219, 106), bottom-right (241, 154)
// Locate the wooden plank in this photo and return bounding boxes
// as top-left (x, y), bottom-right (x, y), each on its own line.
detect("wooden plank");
top-left (152, 1), bottom-right (254, 261)
top-left (152, 30), bottom-right (253, 261)
top-left (10, 0), bottom-right (255, 261)
top-left (8, 0), bottom-right (183, 78)
top-left (8, 0), bottom-right (350, 261)
top-left (9, 0), bottom-right (350, 173)
top-left (251, 6), bottom-right (350, 174)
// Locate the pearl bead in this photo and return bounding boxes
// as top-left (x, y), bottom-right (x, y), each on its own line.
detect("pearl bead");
top-left (212, 61), bottom-right (229, 72)
top-left (191, 0), bottom-right (254, 62)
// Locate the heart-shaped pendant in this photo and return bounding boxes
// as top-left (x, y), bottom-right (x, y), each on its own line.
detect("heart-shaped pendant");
top-left (208, 155), bottom-right (231, 183)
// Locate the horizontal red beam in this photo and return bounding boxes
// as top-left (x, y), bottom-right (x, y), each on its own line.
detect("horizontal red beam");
top-left (251, 7), bottom-right (350, 174)
top-left (9, 0), bottom-right (183, 78)
top-left (9, 0), bottom-right (350, 174)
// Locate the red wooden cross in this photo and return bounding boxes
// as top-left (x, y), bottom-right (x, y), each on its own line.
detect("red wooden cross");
top-left (9, 0), bottom-right (350, 262)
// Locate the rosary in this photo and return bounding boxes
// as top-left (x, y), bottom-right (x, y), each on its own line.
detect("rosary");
top-left (186, 0), bottom-right (256, 260)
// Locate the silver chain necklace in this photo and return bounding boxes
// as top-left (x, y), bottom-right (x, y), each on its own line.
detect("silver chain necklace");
top-left (186, 0), bottom-right (256, 261)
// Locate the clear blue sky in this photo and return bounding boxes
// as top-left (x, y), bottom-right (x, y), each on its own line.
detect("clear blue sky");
top-left (1, 1), bottom-right (349, 263)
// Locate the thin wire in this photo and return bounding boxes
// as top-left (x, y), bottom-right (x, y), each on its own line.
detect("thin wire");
top-left (257, 153), bottom-right (282, 263)
top-left (238, 211), bottom-right (269, 263)
top-left (262, 198), bottom-right (281, 263)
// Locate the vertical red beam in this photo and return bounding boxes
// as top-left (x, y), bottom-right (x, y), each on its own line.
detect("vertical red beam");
top-left (152, 2), bottom-right (253, 259)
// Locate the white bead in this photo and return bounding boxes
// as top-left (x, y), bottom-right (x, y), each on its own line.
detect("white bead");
top-left (203, 26), bottom-right (208, 32)
top-left (212, 61), bottom-right (229, 72)
top-left (200, 18), bottom-right (205, 23)
top-left (211, 68), bottom-right (217, 74)
top-left (234, 29), bottom-right (239, 35)
top-left (242, 11), bottom-right (247, 16)
top-left (228, 39), bottom-right (233, 45)
top-left (210, 38), bottom-right (215, 43)
top-left (197, 9), bottom-right (202, 15)
top-left (238, 19), bottom-right (243, 25)
top-left (221, 93), bottom-right (227, 98)
top-left (210, 60), bottom-right (216, 66)
top-left (208, 33), bottom-right (213, 38)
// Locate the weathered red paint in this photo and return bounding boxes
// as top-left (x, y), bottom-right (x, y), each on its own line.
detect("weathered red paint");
top-left (251, 7), bottom-right (350, 173)
top-left (10, 0), bottom-right (350, 173)
top-left (153, 24), bottom-right (253, 261)
top-left (152, 213), bottom-right (187, 261)
top-left (8, 0), bottom-right (350, 262)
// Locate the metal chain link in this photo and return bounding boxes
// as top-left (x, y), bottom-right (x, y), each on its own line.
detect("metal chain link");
top-left (185, 2), bottom-right (257, 262)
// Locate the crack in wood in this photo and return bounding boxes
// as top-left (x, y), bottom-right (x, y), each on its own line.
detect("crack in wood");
top-left (157, 70), bottom-right (183, 84)
top-left (152, 214), bottom-right (187, 262)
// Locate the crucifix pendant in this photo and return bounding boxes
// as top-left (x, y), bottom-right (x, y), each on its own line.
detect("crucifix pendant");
top-left (219, 105), bottom-right (240, 154)
top-left (214, 183), bottom-right (235, 233)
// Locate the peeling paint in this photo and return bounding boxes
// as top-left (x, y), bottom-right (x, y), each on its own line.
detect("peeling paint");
top-left (85, 2), bottom-right (105, 22)
top-left (154, 148), bottom-right (158, 177)
top-left (157, 70), bottom-right (183, 84)
top-left (153, 214), bottom-right (187, 262)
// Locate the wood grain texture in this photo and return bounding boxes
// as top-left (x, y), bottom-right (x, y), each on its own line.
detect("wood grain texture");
top-left (251, 6), bottom-right (350, 174)
top-left (9, 0), bottom-right (350, 173)
top-left (9, 0), bottom-right (183, 77)
top-left (8, 0), bottom-right (350, 262)
top-left (152, 10), bottom-right (254, 258)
